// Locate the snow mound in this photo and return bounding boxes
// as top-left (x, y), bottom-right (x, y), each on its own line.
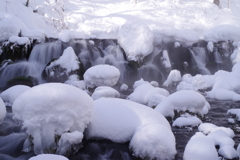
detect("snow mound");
top-left (155, 90), bottom-right (208, 118)
top-left (163, 70), bottom-right (181, 87)
top-left (183, 132), bottom-right (218, 160)
top-left (84, 64), bottom-right (120, 88)
top-left (128, 83), bottom-right (169, 105)
top-left (0, 97), bottom-right (6, 124)
top-left (147, 94), bottom-right (166, 108)
top-left (120, 84), bottom-right (128, 91)
top-left (206, 62), bottom-right (240, 101)
top-left (12, 83), bottom-right (93, 154)
top-left (0, 85), bottom-right (30, 106)
top-left (172, 114), bottom-right (202, 128)
top-left (118, 21), bottom-right (153, 62)
top-left (218, 146), bottom-right (238, 160)
top-left (130, 123), bottom-right (176, 160)
top-left (91, 86), bottom-right (120, 100)
top-left (86, 98), bottom-right (171, 143)
top-left (56, 131), bottom-right (83, 155)
top-left (227, 109), bottom-right (240, 121)
top-left (29, 154), bottom-right (68, 160)
top-left (9, 36), bottom-right (30, 45)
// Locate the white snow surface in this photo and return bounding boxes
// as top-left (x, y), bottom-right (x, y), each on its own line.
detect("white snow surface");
top-left (172, 115), bottom-right (202, 128)
top-left (218, 146), bottom-right (238, 160)
top-left (163, 69), bottom-right (181, 87)
top-left (183, 132), bottom-right (219, 160)
top-left (0, 85), bottom-right (30, 106)
top-left (0, 98), bottom-right (6, 124)
top-left (29, 154), bottom-right (69, 160)
top-left (155, 90), bottom-right (208, 118)
top-left (84, 64), bottom-right (120, 88)
top-left (45, 47), bottom-right (80, 75)
top-left (130, 123), bottom-right (176, 160)
top-left (227, 109), bottom-right (240, 121)
top-left (91, 86), bottom-right (120, 100)
top-left (12, 83), bottom-right (93, 154)
top-left (206, 62), bottom-right (240, 101)
top-left (9, 36), bottom-right (30, 45)
top-left (86, 98), bottom-right (171, 143)
top-left (1, 0), bottom-right (240, 43)
top-left (118, 21), bottom-right (153, 62)
top-left (128, 83), bottom-right (169, 105)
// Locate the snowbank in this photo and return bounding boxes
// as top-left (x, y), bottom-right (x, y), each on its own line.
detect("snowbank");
top-left (0, 97), bottom-right (6, 124)
top-left (206, 62), bottom-right (240, 101)
top-left (155, 90), bottom-right (208, 118)
top-left (183, 132), bottom-right (219, 160)
top-left (84, 64), bottom-right (120, 88)
top-left (130, 123), bottom-right (176, 160)
top-left (91, 86), bottom-right (120, 100)
top-left (29, 154), bottom-right (69, 160)
top-left (128, 83), bottom-right (169, 106)
top-left (0, 85), bottom-right (30, 106)
top-left (12, 83), bottom-right (93, 154)
top-left (86, 98), bottom-right (175, 159)
top-left (118, 21), bottom-right (153, 62)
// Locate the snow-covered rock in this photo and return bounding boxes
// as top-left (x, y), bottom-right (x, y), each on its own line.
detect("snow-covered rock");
top-left (172, 115), bottom-right (202, 128)
top-left (91, 86), bottom-right (120, 100)
top-left (0, 98), bottom-right (6, 124)
top-left (9, 36), bottom-right (30, 45)
top-left (218, 146), bottom-right (238, 160)
top-left (118, 21), bottom-right (153, 62)
top-left (44, 47), bottom-right (83, 82)
top-left (84, 64), bottom-right (120, 88)
top-left (29, 154), bottom-right (69, 160)
top-left (155, 90), bottom-right (208, 118)
top-left (183, 132), bottom-right (219, 160)
top-left (128, 83), bottom-right (169, 105)
top-left (12, 83), bottom-right (93, 154)
top-left (130, 123), bottom-right (176, 160)
top-left (0, 85), bottom-right (30, 106)
top-left (163, 69), bottom-right (181, 87)
top-left (86, 98), bottom-right (171, 143)
top-left (227, 109), bottom-right (240, 121)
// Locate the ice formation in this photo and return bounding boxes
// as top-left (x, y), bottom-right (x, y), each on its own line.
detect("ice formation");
top-left (0, 85), bottom-right (30, 106)
top-left (12, 83), bottom-right (93, 154)
top-left (83, 64), bottom-right (120, 88)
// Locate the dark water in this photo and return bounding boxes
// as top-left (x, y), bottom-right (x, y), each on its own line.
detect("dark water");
top-left (1, 100), bottom-right (240, 160)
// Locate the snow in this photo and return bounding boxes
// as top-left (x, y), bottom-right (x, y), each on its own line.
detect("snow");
top-left (86, 98), bottom-right (171, 143)
top-left (227, 109), bottom-right (240, 121)
top-left (12, 83), bottom-right (93, 154)
top-left (120, 84), bottom-right (128, 91)
top-left (129, 123), bottom-right (176, 160)
top-left (29, 154), bottom-right (69, 160)
top-left (118, 21), bottom-right (153, 62)
top-left (172, 115), bottom-right (202, 128)
top-left (163, 70), bottom-right (181, 87)
top-left (91, 86), bottom-right (120, 100)
top-left (56, 131), bottom-right (83, 155)
top-left (218, 146), bottom-right (238, 160)
top-left (206, 62), bottom-right (240, 101)
top-left (0, 85), bottom-right (30, 106)
top-left (0, 97), bottom-right (6, 124)
top-left (127, 83), bottom-right (169, 105)
top-left (45, 47), bottom-right (80, 75)
top-left (183, 132), bottom-right (219, 160)
top-left (9, 36), bottom-right (30, 45)
top-left (155, 90), bottom-right (208, 118)
top-left (83, 64), bottom-right (120, 88)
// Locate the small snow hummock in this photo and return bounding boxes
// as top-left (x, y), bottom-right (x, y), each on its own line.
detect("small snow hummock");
top-left (218, 146), bottom-right (238, 160)
top-left (12, 83), bottom-right (93, 154)
top-left (86, 98), bottom-right (175, 159)
top-left (0, 85), bottom-right (30, 106)
top-left (155, 90), bottom-right (208, 118)
top-left (117, 21), bottom-right (154, 62)
top-left (83, 64), bottom-right (120, 88)
top-left (128, 82), bottom-right (169, 106)
top-left (227, 109), bottom-right (240, 121)
top-left (29, 154), bottom-right (69, 160)
top-left (120, 84), bottom-right (128, 91)
top-left (0, 97), bottom-right (6, 124)
top-left (129, 123), bottom-right (176, 160)
top-left (91, 86), bottom-right (120, 100)
top-left (183, 132), bottom-right (219, 160)
top-left (172, 114), bottom-right (202, 128)
top-left (9, 36), bottom-right (30, 45)
top-left (163, 70), bottom-right (181, 87)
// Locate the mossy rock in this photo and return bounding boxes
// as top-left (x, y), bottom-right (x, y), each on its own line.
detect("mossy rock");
top-left (6, 76), bottom-right (38, 88)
